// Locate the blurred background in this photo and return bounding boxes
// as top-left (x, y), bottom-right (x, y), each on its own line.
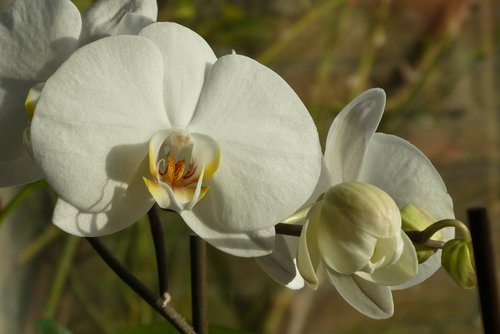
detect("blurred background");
top-left (0, 0), bottom-right (498, 333)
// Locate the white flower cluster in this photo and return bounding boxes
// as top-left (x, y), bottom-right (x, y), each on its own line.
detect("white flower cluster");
top-left (0, 0), bottom-right (456, 319)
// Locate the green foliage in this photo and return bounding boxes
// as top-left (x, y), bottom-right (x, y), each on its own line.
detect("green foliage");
top-left (36, 318), bottom-right (72, 334)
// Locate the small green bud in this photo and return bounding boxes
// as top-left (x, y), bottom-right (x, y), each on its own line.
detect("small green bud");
top-left (401, 204), bottom-right (442, 263)
top-left (441, 239), bottom-right (477, 289)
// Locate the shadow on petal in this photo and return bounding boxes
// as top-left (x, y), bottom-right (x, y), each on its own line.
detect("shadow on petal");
top-left (54, 156), bottom-right (154, 236)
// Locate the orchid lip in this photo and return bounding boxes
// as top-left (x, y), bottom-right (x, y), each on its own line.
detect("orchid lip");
top-left (144, 129), bottom-right (220, 211)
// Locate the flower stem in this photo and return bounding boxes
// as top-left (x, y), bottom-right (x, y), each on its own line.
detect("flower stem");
top-left (190, 235), bottom-right (208, 334)
top-left (408, 218), bottom-right (471, 245)
top-left (86, 237), bottom-right (195, 334)
top-left (467, 207), bottom-right (500, 333)
top-left (275, 223), bottom-right (303, 237)
top-left (0, 180), bottom-right (46, 225)
top-left (147, 206), bottom-right (169, 296)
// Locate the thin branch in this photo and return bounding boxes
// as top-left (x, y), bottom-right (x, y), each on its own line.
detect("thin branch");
top-left (275, 223), bottom-right (302, 237)
top-left (404, 232), bottom-right (445, 249)
top-left (147, 206), bottom-right (169, 296)
top-left (275, 222), bottom-right (446, 249)
top-left (405, 218), bottom-right (471, 250)
top-left (86, 237), bottom-right (195, 334)
top-left (190, 235), bottom-right (208, 334)
top-left (467, 207), bottom-right (500, 333)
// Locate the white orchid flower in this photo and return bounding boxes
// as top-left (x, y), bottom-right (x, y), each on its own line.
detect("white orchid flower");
top-left (259, 88), bottom-right (454, 306)
top-left (298, 181), bottom-right (418, 319)
top-left (30, 22), bottom-right (322, 257)
top-left (306, 89), bottom-right (455, 318)
top-left (0, 0), bottom-right (157, 186)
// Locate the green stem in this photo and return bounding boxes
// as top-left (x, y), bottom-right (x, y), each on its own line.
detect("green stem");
top-left (0, 180), bottom-right (46, 225)
top-left (409, 219), bottom-right (471, 245)
top-left (45, 236), bottom-right (80, 318)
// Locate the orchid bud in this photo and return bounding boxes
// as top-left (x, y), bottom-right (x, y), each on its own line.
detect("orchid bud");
top-left (401, 204), bottom-right (442, 263)
top-left (322, 182), bottom-right (402, 240)
top-left (441, 239), bottom-right (476, 289)
top-left (316, 182), bottom-right (404, 276)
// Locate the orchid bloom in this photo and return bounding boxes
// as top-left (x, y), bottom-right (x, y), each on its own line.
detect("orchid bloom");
top-left (298, 181), bottom-right (418, 319)
top-left (302, 88), bottom-right (455, 318)
top-left (259, 88), bottom-right (455, 315)
top-left (0, 0), bottom-right (157, 187)
top-left (30, 22), bottom-right (322, 257)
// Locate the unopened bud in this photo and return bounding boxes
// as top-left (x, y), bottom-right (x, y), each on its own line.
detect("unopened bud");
top-left (401, 205), bottom-right (442, 263)
top-left (322, 182), bottom-right (401, 239)
top-left (441, 239), bottom-right (477, 289)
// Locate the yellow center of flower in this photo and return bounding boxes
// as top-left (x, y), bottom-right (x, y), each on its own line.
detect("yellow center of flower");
top-left (143, 130), bottom-right (220, 212)
top-left (157, 152), bottom-right (196, 187)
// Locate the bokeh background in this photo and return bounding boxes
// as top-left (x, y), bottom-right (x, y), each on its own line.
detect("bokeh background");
top-left (0, 0), bottom-right (498, 333)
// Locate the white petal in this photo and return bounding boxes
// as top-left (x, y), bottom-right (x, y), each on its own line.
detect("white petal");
top-left (188, 54), bottom-right (322, 233)
top-left (52, 158), bottom-right (155, 236)
top-left (80, 0), bottom-right (157, 43)
top-left (180, 211), bottom-right (275, 257)
top-left (302, 159), bottom-right (334, 209)
top-left (31, 36), bottom-right (168, 212)
top-left (358, 133), bottom-right (455, 288)
top-left (297, 204), bottom-right (322, 289)
top-left (140, 23), bottom-right (217, 128)
top-left (255, 235), bottom-right (304, 290)
top-left (324, 88), bottom-right (385, 184)
top-left (392, 247), bottom-right (447, 290)
top-left (359, 232), bottom-right (418, 285)
top-left (0, 0), bottom-right (81, 186)
top-left (326, 269), bottom-right (394, 319)
top-left (0, 0), bottom-right (81, 79)
top-left (359, 133), bottom-right (454, 220)
top-left (371, 234), bottom-right (404, 270)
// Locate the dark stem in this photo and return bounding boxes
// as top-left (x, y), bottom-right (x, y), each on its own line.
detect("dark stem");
top-left (148, 206), bottom-right (169, 296)
top-left (467, 207), bottom-right (500, 334)
top-left (276, 223), bottom-right (446, 249)
top-left (275, 223), bottom-right (303, 237)
top-left (86, 237), bottom-right (195, 334)
top-left (404, 231), bottom-right (446, 248)
top-left (190, 235), bottom-right (208, 334)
